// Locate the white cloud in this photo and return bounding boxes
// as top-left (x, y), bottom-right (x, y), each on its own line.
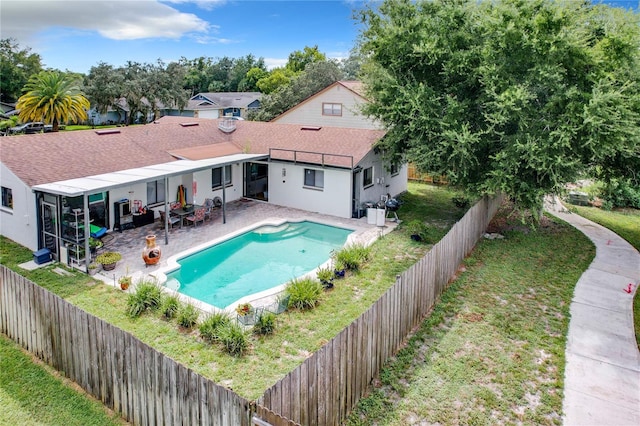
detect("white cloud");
top-left (264, 57), bottom-right (287, 70)
top-left (163, 0), bottom-right (227, 11)
top-left (0, 0), bottom-right (210, 42)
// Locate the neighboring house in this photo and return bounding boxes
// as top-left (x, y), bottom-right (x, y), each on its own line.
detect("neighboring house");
top-left (88, 97), bottom-right (162, 125)
top-left (164, 92), bottom-right (262, 119)
top-left (271, 81), bottom-right (381, 130)
top-left (0, 102), bottom-right (17, 119)
top-left (0, 116), bottom-right (405, 268)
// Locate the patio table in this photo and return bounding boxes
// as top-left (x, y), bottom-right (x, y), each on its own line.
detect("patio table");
top-left (171, 204), bottom-right (203, 228)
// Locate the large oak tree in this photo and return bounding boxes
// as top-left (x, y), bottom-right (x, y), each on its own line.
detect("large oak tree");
top-left (359, 0), bottom-right (640, 214)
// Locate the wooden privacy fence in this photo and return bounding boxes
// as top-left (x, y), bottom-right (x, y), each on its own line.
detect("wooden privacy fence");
top-left (0, 267), bottom-right (252, 426)
top-left (407, 163), bottom-right (449, 185)
top-left (257, 194), bottom-right (504, 425)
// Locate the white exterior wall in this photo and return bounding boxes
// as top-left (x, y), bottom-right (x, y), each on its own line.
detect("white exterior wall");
top-left (355, 152), bottom-right (408, 207)
top-left (268, 162), bottom-right (352, 218)
top-left (0, 164), bottom-right (38, 250)
top-left (192, 164), bottom-right (243, 203)
top-left (273, 85), bottom-right (380, 130)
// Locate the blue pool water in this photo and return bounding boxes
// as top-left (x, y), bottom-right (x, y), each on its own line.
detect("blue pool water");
top-left (165, 221), bottom-right (353, 309)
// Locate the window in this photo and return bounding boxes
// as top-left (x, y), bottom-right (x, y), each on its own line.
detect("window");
top-left (212, 165), bottom-right (232, 188)
top-left (322, 103), bottom-right (342, 116)
top-left (390, 163), bottom-right (399, 176)
top-left (304, 169), bottom-right (324, 189)
top-left (147, 180), bottom-right (166, 205)
top-left (363, 167), bottom-right (373, 188)
top-left (1, 187), bottom-right (13, 209)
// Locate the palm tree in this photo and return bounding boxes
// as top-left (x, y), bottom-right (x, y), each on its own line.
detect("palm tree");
top-left (16, 71), bottom-right (89, 131)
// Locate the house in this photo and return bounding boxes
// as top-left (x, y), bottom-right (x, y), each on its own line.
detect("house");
top-left (0, 116), bottom-right (405, 269)
top-left (164, 92), bottom-right (262, 119)
top-left (0, 101), bottom-right (17, 119)
top-left (271, 81), bottom-right (381, 130)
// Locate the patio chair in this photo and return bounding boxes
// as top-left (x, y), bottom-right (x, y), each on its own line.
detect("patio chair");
top-left (159, 210), bottom-right (180, 229)
top-left (203, 198), bottom-right (214, 222)
top-left (266, 294), bottom-right (290, 315)
top-left (184, 207), bottom-right (205, 227)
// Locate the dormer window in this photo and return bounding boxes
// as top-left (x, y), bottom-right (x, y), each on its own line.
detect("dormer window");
top-left (322, 103), bottom-right (342, 116)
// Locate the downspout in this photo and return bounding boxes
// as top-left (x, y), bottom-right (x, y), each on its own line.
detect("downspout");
top-left (222, 165), bottom-right (227, 224)
top-left (83, 193), bottom-right (90, 271)
top-left (164, 175), bottom-right (169, 245)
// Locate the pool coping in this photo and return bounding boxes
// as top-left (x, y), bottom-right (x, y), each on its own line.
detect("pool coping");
top-left (148, 216), bottom-right (370, 314)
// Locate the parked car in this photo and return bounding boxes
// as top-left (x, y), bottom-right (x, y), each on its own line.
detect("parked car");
top-left (8, 122), bottom-right (53, 134)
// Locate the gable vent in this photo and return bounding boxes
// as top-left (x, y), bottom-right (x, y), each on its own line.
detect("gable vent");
top-left (95, 129), bottom-right (121, 135)
top-left (180, 122), bottom-right (199, 127)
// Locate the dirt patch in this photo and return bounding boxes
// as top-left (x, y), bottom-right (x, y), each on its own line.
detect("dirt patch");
top-left (486, 201), bottom-right (563, 234)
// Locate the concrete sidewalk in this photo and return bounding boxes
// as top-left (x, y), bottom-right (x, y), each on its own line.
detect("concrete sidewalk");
top-left (545, 199), bottom-right (640, 425)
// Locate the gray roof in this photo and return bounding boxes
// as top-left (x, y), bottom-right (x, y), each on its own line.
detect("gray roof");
top-left (187, 92), bottom-right (262, 111)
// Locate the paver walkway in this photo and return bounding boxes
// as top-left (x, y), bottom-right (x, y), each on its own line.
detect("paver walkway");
top-left (545, 198), bottom-right (640, 425)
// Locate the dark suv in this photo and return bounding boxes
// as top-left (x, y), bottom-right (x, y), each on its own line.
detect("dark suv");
top-left (8, 122), bottom-right (53, 134)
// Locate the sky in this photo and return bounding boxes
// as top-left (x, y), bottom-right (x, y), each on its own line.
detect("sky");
top-left (1, 0), bottom-right (638, 75)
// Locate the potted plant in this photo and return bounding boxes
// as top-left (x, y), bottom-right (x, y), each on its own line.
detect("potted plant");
top-left (95, 251), bottom-right (122, 271)
top-left (317, 266), bottom-right (334, 289)
top-left (405, 220), bottom-right (427, 242)
top-left (333, 260), bottom-right (346, 278)
top-left (118, 275), bottom-right (131, 290)
top-left (235, 302), bottom-right (255, 325)
top-left (87, 262), bottom-right (100, 276)
top-left (118, 266), bottom-right (132, 290)
top-left (89, 237), bottom-right (103, 255)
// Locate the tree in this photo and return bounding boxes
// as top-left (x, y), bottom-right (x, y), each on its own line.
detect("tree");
top-left (84, 62), bottom-right (125, 122)
top-left (243, 67), bottom-right (270, 92)
top-left (286, 45), bottom-right (327, 73)
top-left (0, 38), bottom-right (43, 103)
top-left (359, 0), bottom-right (640, 215)
top-left (251, 60), bottom-right (343, 121)
top-left (340, 47), bottom-right (364, 80)
top-left (256, 67), bottom-right (295, 94)
top-left (230, 54), bottom-right (266, 92)
top-left (146, 60), bottom-right (188, 120)
top-left (17, 71), bottom-right (89, 131)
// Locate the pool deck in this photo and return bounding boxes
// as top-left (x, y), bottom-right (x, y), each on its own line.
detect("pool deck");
top-left (92, 199), bottom-right (397, 312)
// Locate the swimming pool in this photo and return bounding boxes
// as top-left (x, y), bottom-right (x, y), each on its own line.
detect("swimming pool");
top-left (164, 221), bottom-right (353, 309)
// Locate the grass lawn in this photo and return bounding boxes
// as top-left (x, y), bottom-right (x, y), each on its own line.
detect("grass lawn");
top-left (0, 334), bottom-right (126, 426)
top-left (0, 182), bottom-right (466, 401)
top-left (346, 205), bottom-right (595, 425)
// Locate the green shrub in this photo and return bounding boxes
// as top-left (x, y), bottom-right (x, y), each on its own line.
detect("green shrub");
top-left (333, 243), bottom-right (371, 271)
top-left (285, 277), bottom-right (323, 310)
top-left (451, 195), bottom-right (471, 209)
top-left (403, 220), bottom-right (438, 243)
top-left (199, 312), bottom-right (231, 342)
top-left (160, 295), bottom-right (180, 319)
top-left (598, 178), bottom-right (640, 209)
top-left (253, 311), bottom-right (276, 335)
top-left (176, 303), bottom-right (199, 329)
top-left (218, 322), bottom-right (249, 356)
top-left (125, 280), bottom-right (163, 318)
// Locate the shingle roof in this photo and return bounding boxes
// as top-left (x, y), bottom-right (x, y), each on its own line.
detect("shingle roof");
top-left (186, 92), bottom-right (262, 111)
top-left (0, 116), bottom-right (385, 187)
